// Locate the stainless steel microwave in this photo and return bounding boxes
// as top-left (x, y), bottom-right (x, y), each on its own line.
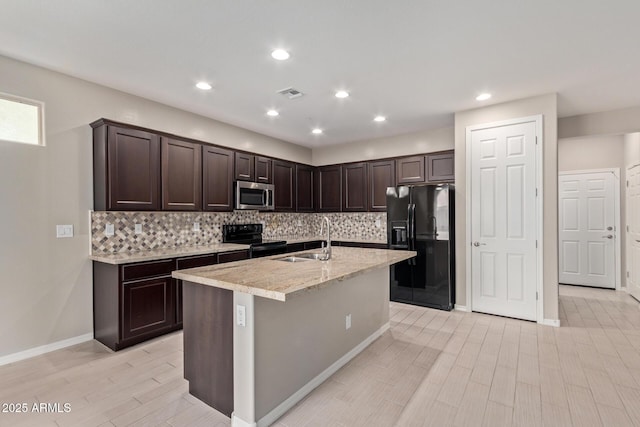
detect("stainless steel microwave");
top-left (235, 181), bottom-right (275, 210)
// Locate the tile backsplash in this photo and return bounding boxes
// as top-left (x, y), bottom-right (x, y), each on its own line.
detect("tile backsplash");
top-left (91, 211), bottom-right (387, 254)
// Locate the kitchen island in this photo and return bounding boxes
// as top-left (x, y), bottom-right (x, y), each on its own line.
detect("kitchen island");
top-left (172, 246), bottom-right (415, 427)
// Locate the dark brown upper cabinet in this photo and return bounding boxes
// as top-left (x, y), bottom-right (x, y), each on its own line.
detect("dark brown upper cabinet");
top-left (161, 138), bottom-right (202, 211)
top-left (255, 156), bottom-right (272, 184)
top-left (368, 160), bottom-right (395, 211)
top-left (296, 164), bottom-right (315, 212)
top-left (342, 162), bottom-right (368, 212)
top-left (93, 122), bottom-right (161, 211)
top-left (317, 165), bottom-right (342, 212)
top-left (426, 151), bottom-right (455, 182)
top-left (396, 155), bottom-right (426, 184)
top-left (273, 160), bottom-right (296, 211)
top-left (203, 146), bottom-right (234, 211)
top-left (234, 152), bottom-right (255, 181)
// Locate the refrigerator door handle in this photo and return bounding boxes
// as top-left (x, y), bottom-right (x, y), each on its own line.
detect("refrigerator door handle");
top-left (407, 204), bottom-right (412, 250)
top-left (408, 203), bottom-right (416, 251)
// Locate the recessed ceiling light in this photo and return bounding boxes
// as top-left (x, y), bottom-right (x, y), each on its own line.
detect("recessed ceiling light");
top-left (311, 128), bottom-right (323, 135)
top-left (373, 115), bottom-right (386, 122)
top-left (196, 82), bottom-right (212, 90)
top-left (266, 110), bottom-right (279, 117)
top-left (335, 90), bottom-right (349, 99)
top-left (476, 93), bottom-right (492, 101)
top-left (271, 49), bottom-right (290, 60)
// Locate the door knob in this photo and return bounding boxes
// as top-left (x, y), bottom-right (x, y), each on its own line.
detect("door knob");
top-left (473, 241), bottom-right (486, 247)
top-left (602, 235), bottom-right (614, 239)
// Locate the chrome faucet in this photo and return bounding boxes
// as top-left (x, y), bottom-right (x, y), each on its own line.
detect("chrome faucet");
top-left (319, 216), bottom-right (332, 260)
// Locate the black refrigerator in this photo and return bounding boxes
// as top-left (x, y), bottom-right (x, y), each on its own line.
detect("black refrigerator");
top-left (387, 183), bottom-right (455, 310)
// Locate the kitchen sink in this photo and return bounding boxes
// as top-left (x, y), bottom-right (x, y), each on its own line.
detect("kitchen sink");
top-left (275, 256), bottom-right (313, 263)
top-left (275, 252), bottom-right (328, 262)
top-left (295, 252), bottom-right (328, 260)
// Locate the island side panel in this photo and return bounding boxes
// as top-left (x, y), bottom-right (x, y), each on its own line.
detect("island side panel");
top-left (253, 268), bottom-right (390, 422)
top-left (232, 292), bottom-right (257, 426)
top-left (182, 281), bottom-right (234, 417)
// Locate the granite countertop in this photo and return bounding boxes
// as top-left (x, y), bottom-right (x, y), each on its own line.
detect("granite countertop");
top-left (90, 237), bottom-right (388, 265)
top-left (172, 246), bottom-right (415, 301)
top-left (90, 243), bottom-right (251, 265)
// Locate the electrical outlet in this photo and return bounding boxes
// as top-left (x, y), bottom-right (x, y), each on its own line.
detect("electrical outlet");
top-left (345, 314), bottom-right (352, 330)
top-left (134, 224), bottom-right (143, 234)
top-left (375, 217), bottom-right (381, 228)
top-left (193, 222), bottom-right (200, 232)
top-left (56, 225), bottom-right (73, 238)
top-left (236, 305), bottom-right (246, 327)
top-left (105, 223), bottom-right (115, 236)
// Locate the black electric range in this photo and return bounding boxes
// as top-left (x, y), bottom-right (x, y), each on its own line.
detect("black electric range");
top-left (222, 224), bottom-right (287, 258)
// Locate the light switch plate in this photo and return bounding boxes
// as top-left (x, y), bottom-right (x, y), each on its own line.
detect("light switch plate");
top-left (56, 225), bottom-right (74, 238)
top-left (236, 305), bottom-right (246, 327)
top-left (346, 314), bottom-right (352, 330)
top-left (105, 223), bottom-right (115, 236)
top-left (134, 224), bottom-right (143, 234)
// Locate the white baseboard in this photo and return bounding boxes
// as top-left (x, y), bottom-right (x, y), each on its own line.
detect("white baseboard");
top-left (454, 305), bottom-right (470, 312)
top-left (232, 413), bottom-right (257, 427)
top-left (539, 319), bottom-right (561, 327)
top-left (255, 322), bottom-right (390, 427)
top-left (0, 333), bottom-right (94, 367)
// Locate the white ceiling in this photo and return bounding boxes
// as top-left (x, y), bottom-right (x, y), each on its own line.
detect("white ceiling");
top-left (2, 0), bottom-right (640, 147)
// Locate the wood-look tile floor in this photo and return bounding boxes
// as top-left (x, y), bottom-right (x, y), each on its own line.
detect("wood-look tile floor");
top-left (1, 285), bottom-right (639, 427)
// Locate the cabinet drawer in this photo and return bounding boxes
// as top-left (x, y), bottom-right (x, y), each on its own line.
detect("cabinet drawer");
top-left (176, 254), bottom-right (218, 270)
top-left (304, 241), bottom-right (322, 250)
top-left (122, 259), bottom-right (175, 282)
top-left (218, 250), bottom-right (249, 264)
top-left (286, 243), bottom-right (305, 253)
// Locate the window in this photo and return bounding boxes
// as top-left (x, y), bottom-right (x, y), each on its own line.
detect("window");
top-left (0, 92), bottom-right (45, 146)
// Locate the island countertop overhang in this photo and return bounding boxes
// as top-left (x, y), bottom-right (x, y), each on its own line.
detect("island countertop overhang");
top-left (172, 246), bottom-right (416, 301)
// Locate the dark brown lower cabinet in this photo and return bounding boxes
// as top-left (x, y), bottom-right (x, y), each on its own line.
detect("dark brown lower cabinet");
top-left (333, 241), bottom-right (387, 249)
top-left (175, 254), bottom-right (219, 328)
top-left (176, 281), bottom-right (183, 326)
top-left (122, 277), bottom-right (174, 340)
top-left (285, 242), bottom-right (305, 253)
top-left (304, 241), bottom-right (323, 250)
top-left (93, 249), bottom-right (249, 351)
top-left (94, 259), bottom-right (177, 351)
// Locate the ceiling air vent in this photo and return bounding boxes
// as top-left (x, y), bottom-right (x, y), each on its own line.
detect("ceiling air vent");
top-left (277, 87), bottom-right (304, 99)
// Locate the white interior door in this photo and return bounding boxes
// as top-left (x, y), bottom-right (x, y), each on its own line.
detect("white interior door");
top-left (628, 165), bottom-right (640, 301)
top-left (558, 171), bottom-right (617, 289)
top-left (470, 120), bottom-right (538, 321)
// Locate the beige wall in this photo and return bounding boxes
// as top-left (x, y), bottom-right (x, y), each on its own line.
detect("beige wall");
top-left (312, 126), bottom-right (454, 166)
top-left (558, 135), bottom-right (624, 172)
top-left (559, 106), bottom-right (640, 140)
top-left (0, 54), bottom-right (310, 359)
top-left (454, 94), bottom-right (559, 321)
top-left (558, 135), bottom-right (626, 287)
top-left (625, 133), bottom-right (640, 167)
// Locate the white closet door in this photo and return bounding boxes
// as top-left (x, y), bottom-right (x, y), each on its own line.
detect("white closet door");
top-left (628, 165), bottom-right (640, 301)
top-left (470, 120), bottom-right (538, 321)
top-left (559, 172), bottom-right (616, 289)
